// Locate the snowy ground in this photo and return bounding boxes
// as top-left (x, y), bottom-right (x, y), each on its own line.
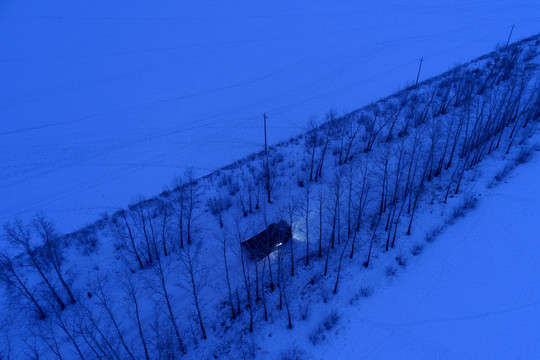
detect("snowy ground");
top-left (1, 1), bottom-right (540, 232)
top-left (0, 28), bottom-right (538, 359)
top-left (314, 149), bottom-right (540, 359)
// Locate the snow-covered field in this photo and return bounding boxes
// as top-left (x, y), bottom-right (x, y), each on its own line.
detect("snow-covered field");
top-left (1, 3), bottom-right (540, 359)
top-left (1, 1), bottom-right (539, 232)
top-left (316, 148), bottom-right (540, 359)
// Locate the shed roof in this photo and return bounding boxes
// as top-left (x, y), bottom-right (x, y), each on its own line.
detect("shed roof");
top-left (241, 220), bottom-right (292, 259)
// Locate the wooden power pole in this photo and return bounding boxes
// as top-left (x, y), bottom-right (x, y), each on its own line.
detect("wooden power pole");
top-left (264, 112), bottom-right (268, 156)
top-left (415, 57), bottom-right (424, 86)
top-left (506, 24), bottom-right (516, 48)
top-left (264, 113), bottom-right (271, 203)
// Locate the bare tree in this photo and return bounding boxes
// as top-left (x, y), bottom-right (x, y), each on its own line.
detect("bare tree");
top-left (207, 196), bottom-right (230, 228)
top-left (219, 230), bottom-right (236, 319)
top-left (364, 214), bottom-right (382, 268)
top-left (317, 186), bottom-right (325, 258)
top-left (123, 274), bottom-right (150, 360)
top-left (328, 171), bottom-right (343, 250)
top-left (117, 210), bottom-right (144, 270)
top-left (147, 238), bottom-right (185, 355)
top-left (260, 206), bottom-right (274, 290)
top-left (79, 303), bottom-right (121, 360)
top-left (50, 305), bottom-right (86, 360)
top-left (385, 91), bottom-right (409, 143)
top-left (363, 104), bottom-right (390, 152)
top-left (235, 219), bottom-right (253, 333)
top-left (180, 245), bottom-right (207, 340)
top-left (93, 278), bottom-right (136, 360)
top-left (34, 215), bottom-right (76, 304)
top-left (302, 181), bottom-right (312, 266)
top-left (156, 200), bottom-right (172, 257)
top-left (375, 144), bottom-right (392, 215)
top-left (342, 112), bottom-right (363, 164)
top-left (384, 139), bottom-right (407, 251)
top-left (315, 110), bottom-right (336, 180)
top-left (391, 136), bottom-right (421, 248)
top-left (260, 255), bottom-right (268, 322)
top-left (133, 200), bottom-right (153, 265)
top-left (278, 247), bottom-right (292, 329)
top-left (280, 198), bottom-right (298, 277)
top-left (4, 220), bottom-right (65, 310)
top-left (185, 168), bottom-right (200, 246)
top-left (0, 252), bottom-right (46, 319)
top-left (36, 319), bottom-right (64, 360)
top-left (172, 176), bottom-right (187, 250)
top-left (334, 220), bottom-right (356, 294)
top-left (350, 156), bottom-right (371, 259)
top-left (304, 116), bottom-right (319, 181)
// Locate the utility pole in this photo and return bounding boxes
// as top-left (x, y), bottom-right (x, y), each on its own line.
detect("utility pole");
top-left (264, 112), bottom-right (268, 156)
top-left (415, 57), bottom-right (424, 87)
top-left (263, 113), bottom-right (271, 203)
top-left (506, 24), bottom-right (516, 48)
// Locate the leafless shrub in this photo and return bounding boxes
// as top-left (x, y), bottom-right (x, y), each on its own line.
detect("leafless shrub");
top-left (309, 309), bottom-right (340, 345)
top-left (410, 243), bottom-right (424, 256)
top-left (462, 194), bottom-right (478, 210)
top-left (395, 253), bottom-right (408, 266)
top-left (490, 145), bottom-right (536, 188)
top-left (322, 309), bottom-right (340, 330)
top-left (515, 146), bottom-right (534, 164)
top-left (448, 194), bottom-right (477, 224)
top-left (227, 179), bottom-right (240, 196)
top-left (359, 285), bottom-right (373, 298)
top-left (308, 324), bottom-right (325, 345)
top-left (493, 163), bottom-right (514, 183)
top-left (523, 48), bottom-right (538, 62)
top-left (385, 265), bottom-right (397, 277)
top-left (299, 302), bottom-right (311, 321)
top-left (280, 345), bottom-right (307, 360)
top-left (425, 224), bottom-right (444, 243)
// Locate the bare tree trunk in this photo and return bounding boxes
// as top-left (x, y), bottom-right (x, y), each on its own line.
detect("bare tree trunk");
top-left (182, 247), bottom-right (207, 340)
top-left (334, 229), bottom-right (354, 294)
top-left (52, 307), bottom-right (86, 360)
top-left (221, 232), bottom-right (236, 319)
top-left (237, 220), bottom-right (253, 333)
top-left (34, 215), bottom-right (76, 304)
top-left (364, 214), bottom-right (382, 268)
top-left (0, 252), bottom-right (47, 319)
top-left (124, 276), bottom-right (150, 360)
top-left (304, 183), bottom-right (311, 266)
top-left (137, 202), bottom-right (153, 264)
top-left (152, 242), bottom-right (185, 354)
top-left (261, 259), bottom-right (268, 322)
top-left (121, 211), bottom-right (144, 269)
top-left (318, 187), bottom-right (324, 258)
top-left (95, 280), bottom-right (136, 360)
top-left (279, 249), bottom-right (293, 329)
top-left (261, 209), bottom-right (274, 291)
top-left (4, 221), bottom-right (66, 310)
top-left (80, 304), bottom-right (121, 360)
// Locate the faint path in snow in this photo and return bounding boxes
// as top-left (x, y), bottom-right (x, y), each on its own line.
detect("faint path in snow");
top-left (319, 150), bottom-right (540, 360)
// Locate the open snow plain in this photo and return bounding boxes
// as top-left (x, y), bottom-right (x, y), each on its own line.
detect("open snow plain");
top-left (316, 150), bottom-right (540, 360)
top-left (1, 1), bottom-right (540, 232)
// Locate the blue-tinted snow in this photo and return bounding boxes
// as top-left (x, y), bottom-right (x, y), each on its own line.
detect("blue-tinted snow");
top-left (1, 1), bottom-right (539, 232)
top-left (314, 146), bottom-right (540, 359)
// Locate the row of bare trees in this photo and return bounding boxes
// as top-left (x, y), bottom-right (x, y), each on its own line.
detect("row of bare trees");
top-left (0, 215), bottom-right (75, 320)
top-left (1, 40), bottom-right (537, 359)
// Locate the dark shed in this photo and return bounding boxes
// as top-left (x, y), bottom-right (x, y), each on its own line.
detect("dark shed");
top-left (241, 220), bottom-right (292, 259)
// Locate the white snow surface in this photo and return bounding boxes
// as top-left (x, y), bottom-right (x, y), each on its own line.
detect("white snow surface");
top-left (1, 1), bottom-right (539, 232)
top-left (314, 151), bottom-right (540, 359)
